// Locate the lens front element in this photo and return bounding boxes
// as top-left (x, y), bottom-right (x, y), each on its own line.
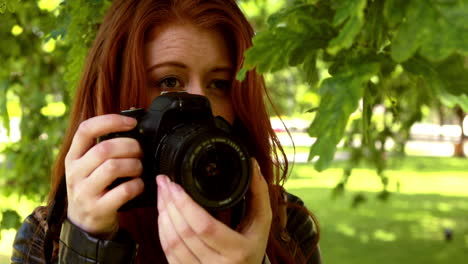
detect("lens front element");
top-left (193, 142), bottom-right (242, 201)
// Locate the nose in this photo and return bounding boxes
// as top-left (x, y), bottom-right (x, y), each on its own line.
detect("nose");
top-left (185, 79), bottom-right (204, 96)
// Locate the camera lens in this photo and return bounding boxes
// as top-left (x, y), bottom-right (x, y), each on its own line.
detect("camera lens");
top-left (158, 125), bottom-right (251, 211)
top-left (193, 143), bottom-right (242, 201)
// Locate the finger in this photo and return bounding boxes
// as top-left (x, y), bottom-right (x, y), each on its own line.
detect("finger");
top-left (98, 177), bottom-right (144, 212)
top-left (157, 176), bottom-right (216, 261)
top-left (66, 114), bottom-right (137, 164)
top-left (240, 159), bottom-right (272, 238)
top-left (166, 254), bottom-right (182, 264)
top-left (158, 210), bottom-right (193, 264)
top-left (84, 158), bottom-right (143, 194)
top-left (157, 180), bottom-right (199, 264)
top-left (162, 175), bottom-right (243, 252)
top-left (71, 137), bottom-right (142, 182)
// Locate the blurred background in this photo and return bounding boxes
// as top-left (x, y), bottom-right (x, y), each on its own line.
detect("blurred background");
top-left (1, 0), bottom-right (467, 263)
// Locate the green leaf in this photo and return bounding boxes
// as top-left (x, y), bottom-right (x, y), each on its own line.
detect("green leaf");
top-left (0, 81), bottom-right (10, 134)
top-left (435, 55), bottom-right (468, 96)
top-left (327, 0), bottom-right (367, 54)
top-left (440, 93), bottom-right (468, 112)
top-left (308, 59), bottom-right (379, 171)
top-left (289, 43), bottom-right (310, 67)
top-left (390, 1), bottom-right (430, 62)
top-left (1, 210), bottom-right (21, 230)
top-left (391, 1), bottom-right (468, 62)
top-left (236, 67), bottom-right (249, 81)
top-left (383, 0), bottom-right (409, 28)
top-left (267, 3), bottom-right (315, 27)
top-left (302, 52), bottom-right (319, 86)
top-left (46, 13), bottom-right (71, 41)
top-left (327, 15), bottom-right (364, 54)
top-left (360, 0), bottom-right (385, 50)
top-left (403, 55), bottom-right (468, 106)
top-left (435, 2), bottom-right (468, 30)
top-left (402, 56), bottom-right (444, 96)
top-left (0, 1), bottom-right (6, 13)
top-left (331, 0), bottom-right (366, 26)
top-left (238, 1), bottom-right (337, 79)
top-left (6, 0), bottom-right (19, 12)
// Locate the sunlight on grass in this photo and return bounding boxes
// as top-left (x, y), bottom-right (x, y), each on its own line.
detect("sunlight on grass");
top-left (283, 156), bottom-right (468, 264)
top-left (286, 157), bottom-right (468, 197)
top-left (373, 229), bottom-right (396, 242)
top-left (336, 223), bottom-right (356, 237)
top-left (288, 187), bottom-right (468, 264)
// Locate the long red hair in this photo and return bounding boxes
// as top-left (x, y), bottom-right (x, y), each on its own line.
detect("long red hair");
top-left (48, 0), bottom-right (316, 263)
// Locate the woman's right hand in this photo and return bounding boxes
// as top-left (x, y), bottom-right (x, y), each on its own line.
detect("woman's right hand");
top-left (65, 114), bottom-right (145, 238)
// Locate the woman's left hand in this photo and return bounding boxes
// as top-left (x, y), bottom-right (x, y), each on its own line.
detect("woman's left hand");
top-left (156, 159), bottom-right (272, 264)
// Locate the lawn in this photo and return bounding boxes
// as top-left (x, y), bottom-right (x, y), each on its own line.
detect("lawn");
top-left (0, 156), bottom-right (467, 263)
top-left (286, 156), bottom-right (468, 264)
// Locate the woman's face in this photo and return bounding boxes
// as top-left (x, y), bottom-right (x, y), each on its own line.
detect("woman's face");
top-left (145, 23), bottom-right (235, 124)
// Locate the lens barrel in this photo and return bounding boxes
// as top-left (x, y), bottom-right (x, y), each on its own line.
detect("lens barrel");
top-left (157, 124), bottom-right (251, 211)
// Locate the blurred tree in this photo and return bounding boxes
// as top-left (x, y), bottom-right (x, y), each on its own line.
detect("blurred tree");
top-left (0, 0), bottom-right (111, 234)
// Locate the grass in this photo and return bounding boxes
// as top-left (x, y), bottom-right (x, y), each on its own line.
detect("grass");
top-left (289, 187), bottom-right (468, 264)
top-left (0, 156), bottom-right (467, 263)
top-left (285, 156), bottom-right (468, 264)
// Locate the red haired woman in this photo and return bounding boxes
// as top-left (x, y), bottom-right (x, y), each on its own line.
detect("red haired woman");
top-left (11, 0), bottom-right (321, 263)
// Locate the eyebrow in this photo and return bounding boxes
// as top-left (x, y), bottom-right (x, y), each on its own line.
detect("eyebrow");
top-left (146, 61), bottom-right (187, 72)
top-left (146, 61), bottom-right (234, 74)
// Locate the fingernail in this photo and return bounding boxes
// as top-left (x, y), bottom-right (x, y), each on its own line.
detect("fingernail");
top-left (156, 175), bottom-right (168, 189)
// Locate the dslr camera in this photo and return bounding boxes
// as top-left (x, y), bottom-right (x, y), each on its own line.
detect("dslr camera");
top-left (98, 92), bottom-right (251, 221)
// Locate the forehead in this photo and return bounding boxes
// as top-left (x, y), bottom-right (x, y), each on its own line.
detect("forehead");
top-left (144, 23), bottom-right (233, 68)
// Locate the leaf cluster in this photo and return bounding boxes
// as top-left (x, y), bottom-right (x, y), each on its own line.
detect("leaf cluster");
top-left (0, 0), bottom-right (110, 232)
top-left (238, 0), bottom-right (468, 201)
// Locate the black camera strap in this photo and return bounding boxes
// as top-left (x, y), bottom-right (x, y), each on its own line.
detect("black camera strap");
top-left (44, 177), bottom-right (67, 264)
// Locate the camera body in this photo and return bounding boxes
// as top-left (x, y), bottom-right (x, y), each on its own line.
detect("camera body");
top-left (98, 92), bottom-right (251, 215)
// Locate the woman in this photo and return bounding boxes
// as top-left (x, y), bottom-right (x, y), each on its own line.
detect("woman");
top-left (11, 0), bottom-right (321, 263)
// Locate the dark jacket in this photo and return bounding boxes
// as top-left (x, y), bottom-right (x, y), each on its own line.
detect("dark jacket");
top-left (11, 193), bottom-right (321, 264)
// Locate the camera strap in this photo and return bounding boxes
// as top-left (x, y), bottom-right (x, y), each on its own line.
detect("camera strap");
top-left (44, 176), bottom-right (67, 264)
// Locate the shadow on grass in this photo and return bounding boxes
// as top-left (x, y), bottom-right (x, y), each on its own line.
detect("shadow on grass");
top-left (287, 187), bottom-right (468, 264)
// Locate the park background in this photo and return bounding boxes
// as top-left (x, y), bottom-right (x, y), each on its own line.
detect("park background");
top-left (1, 0), bottom-right (467, 263)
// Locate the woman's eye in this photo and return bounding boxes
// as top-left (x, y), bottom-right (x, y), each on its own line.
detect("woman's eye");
top-left (209, 80), bottom-right (231, 91)
top-left (158, 77), bottom-right (182, 90)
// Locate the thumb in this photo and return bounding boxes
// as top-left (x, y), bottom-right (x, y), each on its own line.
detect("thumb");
top-left (239, 159), bottom-right (272, 238)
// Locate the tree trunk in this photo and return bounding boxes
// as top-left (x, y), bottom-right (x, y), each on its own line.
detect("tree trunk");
top-left (454, 106), bottom-right (466, 157)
